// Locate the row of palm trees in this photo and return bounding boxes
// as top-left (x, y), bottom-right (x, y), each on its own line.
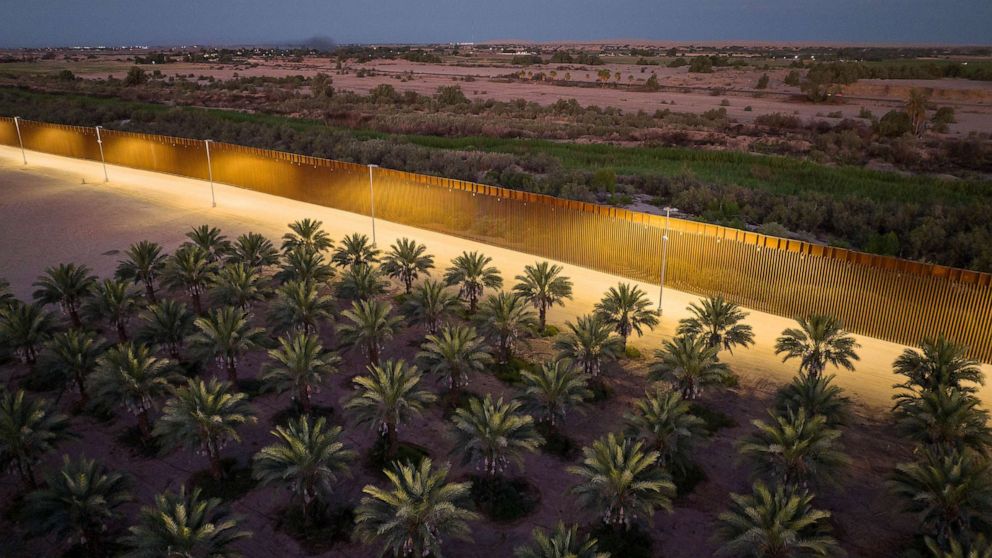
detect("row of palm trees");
top-left (0, 219), bottom-right (988, 557)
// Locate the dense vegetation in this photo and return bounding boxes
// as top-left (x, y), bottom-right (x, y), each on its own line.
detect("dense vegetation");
top-left (1, 220), bottom-right (989, 557)
top-left (2, 84), bottom-right (991, 271)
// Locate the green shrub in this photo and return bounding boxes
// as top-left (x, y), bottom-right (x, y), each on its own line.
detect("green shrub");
top-left (624, 345), bottom-right (642, 359)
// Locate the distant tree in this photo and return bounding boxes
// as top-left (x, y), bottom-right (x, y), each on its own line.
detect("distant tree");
top-left (229, 232), bottom-right (279, 270)
top-left (331, 233), bottom-right (380, 268)
top-left (253, 416), bottom-right (355, 519)
top-left (907, 88), bottom-right (930, 136)
top-left (121, 487), bottom-right (250, 557)
top-left (41, 329), bottom-right (106, 403)
top-left (514, 522), bottom-right (608, 558)
top-left (676, 296), bottom-right (754, 355)
top-left (135, 299), bottom-right (195, 360)
top-left (22, 455), bottom-right (131, 555)
top-left (569, 433), bottom-right (675, 528)
top-left (553, 314), bottom-right (624, 378)
top-left (716, 481), bottom-right (841, 558)
top-left (32, 262), bottom-right (97, 328)
top-left (190, 306), bottom-right (266, 383)
top-left (0, 389), bottom-right (72, 487)
top-left (444, 251), bottom-right (503, 313)
top-left (513, 261), bottom-right (573, 330)
top-left (261, 331), bottom-right (340, 414)
top-left (123, 66), bottom-right (148, 86)
top-left (337, 299), bottom-right (402, 367)
top-left (154, 378), bottom-right (256, 479)
top-left (346, 359), bottom-right (435, 460)
top-left (116, 240), bottom-right (168, 303)
top-left (381, 238), bottom-right (434, 294)
top-left (161, 245), bottom-right (216, 314)
top-left (277, 246), bottom-right (336, 285)
top-left (401, 278), bottom-right (462, 334)
top-left (0, 301), bottom-right (56, 365)
top-left (435, 85), bottom-right (470, 106)
top-left (184, 224), bottom-right (231, 262)
top-left (774, 315), bottom-right (860, 381)
top-left (595, 283), bottom-right (658, 350)
top-left (475, 291), bottom-right (538, 363)
top-left (355, 459), bottom-right (477, 557)
top-left (335, 264), bottom-right (390, 301)
top-left (208, 263), bottom-right (268, 311)
top-left (756, 73), bottom-right (770, 90)
top-left (83, 278), bottom-right (141, 342)
top-left (650, 335), bottom-right (729, 399)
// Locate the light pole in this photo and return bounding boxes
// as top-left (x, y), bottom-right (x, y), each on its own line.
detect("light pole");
top-left (95, 126), bottom-right (109, 182)
top-left (658, 206), bottom-right (672, 314)
top-left (13, 116), bottom-right (26, 165)
top-left (204, 139), bottom-right (216, 208)
top-left (367, 163), bottom-right (378, 244)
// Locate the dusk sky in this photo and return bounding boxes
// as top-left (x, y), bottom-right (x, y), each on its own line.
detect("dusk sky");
top-left (2, 0), bottom-right (990, 47)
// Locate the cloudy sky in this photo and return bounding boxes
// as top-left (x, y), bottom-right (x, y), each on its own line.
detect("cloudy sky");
top-left (2, 0), bottom-right (990, 47)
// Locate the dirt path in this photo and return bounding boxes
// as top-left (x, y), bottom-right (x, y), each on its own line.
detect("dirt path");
top-left (1, 144), bottom-right (989, 410)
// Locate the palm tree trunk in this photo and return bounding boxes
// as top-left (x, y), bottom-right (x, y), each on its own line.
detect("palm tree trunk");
top-left (539, 305), bottom-right (547, 330)
top-left (226, 357), bottom-right (238, 383)
top-left (208, 445), bottom-right (224, 479)
top-left (18, 457), bottom-right (37, 489)
top-left (74, 370), bottom-right (88, 405)
top-left (386, 422), bottom-right (398, 460)
top-left (368, 343), bottom-right (380, 367)
top-left (144, 281), bottom-right (157, 304)
top-left (68, 305), bottom-right (82, 329)
top-left (191, 290), bottom-right (203, 315)
top-left (116, 320), bottom-right (128, 343)
top-left (137, 409), bottom-right (152, 439)
top-left (299, 383), bottom-right (312, 413)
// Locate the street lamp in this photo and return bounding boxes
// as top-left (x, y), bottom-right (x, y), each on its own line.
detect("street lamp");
top-left (13, 116), bottom-right (26, 165)
top-left (367, 163), bottom-right (378, 244)
top-left (204, 139), bottom-right (216, 208)
top-left (658, 206), bottom-right (673, 314)
top-left (95, 126), bottom-right (109, 182)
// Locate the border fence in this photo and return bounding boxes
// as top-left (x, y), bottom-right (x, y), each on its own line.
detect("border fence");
top-left (2, 116), bottom-right (991, 361)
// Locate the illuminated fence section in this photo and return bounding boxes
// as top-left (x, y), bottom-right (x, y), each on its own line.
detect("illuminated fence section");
top-left (1, 118), bottom-right (991, 361)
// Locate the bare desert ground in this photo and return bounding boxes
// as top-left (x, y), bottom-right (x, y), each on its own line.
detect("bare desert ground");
top-left (11, 53), bottom-right (992, 134)
top-left (0, 145), bottom-right (986, 556)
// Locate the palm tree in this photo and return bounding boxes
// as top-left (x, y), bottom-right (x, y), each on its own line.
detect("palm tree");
top-left (161, 244), bottom-right (216, 314)
top-left (42, 328), bottom-right (105, 403)
top-left (252, 415), bottom-right (355, 518)
top-left (553, 313), bottom-right (624, 379)
top-left (513, 261), bottom-right (573, 330)
top-left (894, 389), bottom-right (992, 457)
top-left (346, 359), bottom-right (436, 460)
top-left (261, 332), bottom-right (340, 414)
top-left (716, 481), bottom-right (841, 558)
top-left (649, 335), bottom-right (730, 400)
top-left (184, 224), bottom-right (232, 262)
top-left (519, 361), bottom-right (591, 428)
top-left (774, 315), bottom-right (860, 381)
top-left (890, 450), bottom-right (992, 548)
top-left (135, 299), bottom-right (195, 360)
top-left (337, 299), bottom-right (402, 367)
top-left (335, 263), bottom-right (390, 301)
top-left (332, 232), bottom-right (381, 268)
top-left (451, 395), bottom-right (543, 478)
top-left (514, 522), bottom-right (609, 558)
top-left (443, 251), bottom-right (503, 313)
top-left (116, 240), bottom-right (168, 303)
top-left (88, 343), bottom-right (180, 439)
top-left (267, 279), bottom-right (335, 336)
top-left (22, 454), bottom-right (131, 555)
top-left (355, 458), bottom-right (477, 558)
top-left (83, 278), bottom-right (140, 342)
top-left (229, 231), bottom-right (279, 270)
top-left (677, 295), bottom-right (754, 355)
top-left (0, 300), bottom-right (56, 365)
top-left (32, 262), bottom-right (96, 328)
top-left (281, 218), bottom-right (334, 254)
top-left (927, 534), bottom-right (992, 558)
top-left (382, 238), bottom-right (435, 294)
top-left (594, 283), bottom-right (658, 350)
top-left (401, 278), bottom-right (461, 334)
top-left (0, 277), bottom-right (14, 309)
top-left (121, 486), bottom-right (250, 558)
top-left (190, 306), bottom-right (266, 383)
top-left (475, 291), bottom-right (537, 363)
top-left (276, 246), bottom-right (336, 285)
top-left (568, 433), bottom-right (675, 528)
top-left (624, 388), bottom-right (707, 475)
top-left (209, 263), bottom-right (268, 311)
top-left (894, 336), bottom-right (984, 397)
top-left (0, 388), bottom-right (72, 487)
top-left (739, 409), bottom-right (848, 487)
top-left (774, 373), bottom-right (851, 427)
top-left (417, 324), bottom-right (492, 397)
top-left (907, 88), bottom-right (930, 136)
top-left (154, 378), bottom-right (256, 479)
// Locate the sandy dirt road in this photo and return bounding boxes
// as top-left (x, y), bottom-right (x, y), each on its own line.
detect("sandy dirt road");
top-left (1, 144), bottom-right (989, 410)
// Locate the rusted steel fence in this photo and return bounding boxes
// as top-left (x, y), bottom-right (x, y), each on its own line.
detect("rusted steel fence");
top-left (2, 116), bottom-right (990, 360)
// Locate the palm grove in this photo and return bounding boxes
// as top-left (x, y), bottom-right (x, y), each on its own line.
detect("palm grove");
top-left (0, 219), bottom-right (989, 557)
